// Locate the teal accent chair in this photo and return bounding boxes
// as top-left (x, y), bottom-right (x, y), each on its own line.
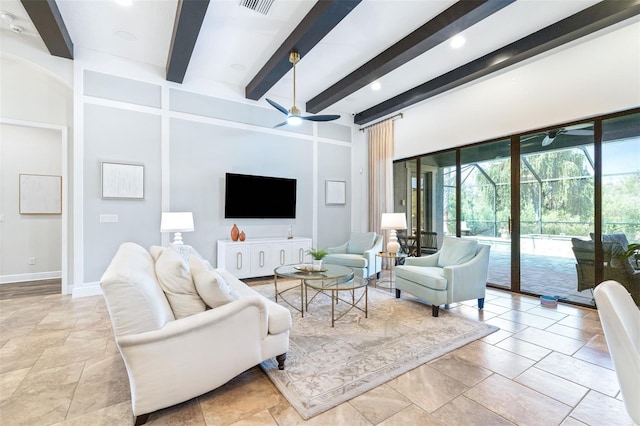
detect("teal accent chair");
top-left (323, 232), bottom-right (384, 279)
top-left (395, 237), bottom-right (490, 317)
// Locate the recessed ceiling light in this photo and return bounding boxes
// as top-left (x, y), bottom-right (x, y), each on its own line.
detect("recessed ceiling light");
top-left (0, 11), bottom-right (17, 22)
top-left (9, 24), bottom-right (24, 34)
top-left (113, 29), bottom-right (137, 41)
top-left (370, 81), bottom-right (381, 91)
top-left (450, 35), bottom-right (465, 49)
top-left (114, 0), bottom-right (133, 6)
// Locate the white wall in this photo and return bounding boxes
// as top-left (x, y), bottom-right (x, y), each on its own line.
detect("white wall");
top-left (0, 124), bottom-right (62, 282)
top-left (72, 47), bottom-right (355, 295)
top-left (394, 20), bottom-right (640, 159)
top-left (0, 54), bottom-right (73, 288)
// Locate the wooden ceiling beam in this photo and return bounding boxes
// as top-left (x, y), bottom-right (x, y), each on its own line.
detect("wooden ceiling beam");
top-left (306, 0), bottom-right (515, 114)
top-left (166, 0), bottom-right (210, 83)
top-left (20, 0), bottom-right (73, 59)
top-left (354, 0), bottom-right (640, 125)
top-left (245, 0), bottom-right (362, 101)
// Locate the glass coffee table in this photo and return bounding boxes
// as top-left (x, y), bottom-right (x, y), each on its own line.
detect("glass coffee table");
top-left (274, 264), bottom-right (355, 318)
top-left (305, 275), bottom-right (368, 327)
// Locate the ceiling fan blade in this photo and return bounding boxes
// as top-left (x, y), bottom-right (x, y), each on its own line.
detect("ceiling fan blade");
top-left (565, 129), bottom-right (593, 136)
top-left (302, 114), bottom-right (341, 122)
top-left (273, 121), bottom-right (288, 128)
top-left (541, 135), bottom-right (555, 146)
top-left (266, 98), bottom-right (289, 115)
top-left (521, 135), bottom-right (542, 142)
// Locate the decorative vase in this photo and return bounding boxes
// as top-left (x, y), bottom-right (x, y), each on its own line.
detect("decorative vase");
top-left (312, 259), bottom-right (323, 271)
top-left (231, 224), bottom-right (239, 241)
top-left (239, 231), bottom-right (246, 242)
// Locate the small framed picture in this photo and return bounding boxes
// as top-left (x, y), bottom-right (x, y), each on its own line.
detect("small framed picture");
top-left (101, 162), bottom-right (144, 199)
top-left (19, 174), bottom-right (62, 215)
top-left (325, 180), bottom-right (346, 205)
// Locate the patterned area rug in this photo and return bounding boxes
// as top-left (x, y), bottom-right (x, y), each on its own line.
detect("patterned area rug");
top-left (256, 282), bottom-right (499, 420)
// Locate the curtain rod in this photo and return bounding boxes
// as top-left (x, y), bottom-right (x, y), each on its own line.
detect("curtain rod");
top-left (358, 113), bottom-right (403, 132)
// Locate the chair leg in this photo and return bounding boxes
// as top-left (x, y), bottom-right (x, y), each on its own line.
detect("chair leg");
top-left (276, 353), bottom-right (287, 370)
top-left (134, 414), bottom-right (150, 426)
top-left (432, 305), bottom-right (439, 317)
top-left (395, 289), bottom-right (401, 298)
top-left (478, 298), bottom-right (485, 309)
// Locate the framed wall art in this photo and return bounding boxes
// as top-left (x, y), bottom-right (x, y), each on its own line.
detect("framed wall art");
top-left (101, 162), bottom-right (144, 199)
top-left (325, 180), bottom-right (346, 205)
top-left (19, 174), bottom-right (62, 215)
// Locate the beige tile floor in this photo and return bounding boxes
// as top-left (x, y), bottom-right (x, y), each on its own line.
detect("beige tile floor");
top-left (0, 283), bottom-right (636, 426)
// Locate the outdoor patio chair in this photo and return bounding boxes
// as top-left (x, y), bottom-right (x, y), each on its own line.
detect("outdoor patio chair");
top-left (571, 238), bottom-right (640, 305)
top-left (420, 231), bottom-right (438, 255)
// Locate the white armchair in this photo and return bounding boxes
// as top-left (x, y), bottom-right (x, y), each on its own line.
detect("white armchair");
top-left (593, 280), bottom-right (640, 424)
top-left (395, 237), bottom-right (490, 316)
top-left (323, 232), bottom-right (384, 279)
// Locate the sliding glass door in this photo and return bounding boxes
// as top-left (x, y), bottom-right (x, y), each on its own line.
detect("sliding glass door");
top-left (518, 123), bottom-right (595, 304)
top-left (460, 140), bottom-right (511, 288)
top-left (392, 108), bottom-right (638, 307)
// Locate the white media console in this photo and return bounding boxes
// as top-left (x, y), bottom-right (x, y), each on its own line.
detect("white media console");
top-left (217, 237), bottom-right (312, 279)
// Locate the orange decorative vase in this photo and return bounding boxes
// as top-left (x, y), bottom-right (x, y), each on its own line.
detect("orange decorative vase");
top-left (239, 231), bottom-right (246, 242)
top-left (231, 224), bottom-right (239, 241)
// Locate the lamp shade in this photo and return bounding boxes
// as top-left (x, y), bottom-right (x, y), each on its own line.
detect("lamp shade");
top-left (380, 213), bottom-right (407, 230)
top-left (160, 212), bottom-right (194, 233)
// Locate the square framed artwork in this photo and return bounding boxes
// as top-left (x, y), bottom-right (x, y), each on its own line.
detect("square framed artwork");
top-left (101, 162), bottom-right (144, 199)
top-left (325, 180), bottom-right (346, 205)
top-left (19, 174), bottom-right (62, 215)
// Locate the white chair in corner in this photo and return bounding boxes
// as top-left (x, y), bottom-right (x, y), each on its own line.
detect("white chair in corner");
top-left (593, 280), bottom-right (640, 424)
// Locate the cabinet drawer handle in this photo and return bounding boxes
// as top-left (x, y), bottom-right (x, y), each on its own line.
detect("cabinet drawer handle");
top-left (299, 248), bottom-right (304, 262)
top-left (236, 252), bottom-right (242, 269)
top-left (280, 249), bottom-right (285, 265)
top-left (260, 251), bottom-right (265, 267)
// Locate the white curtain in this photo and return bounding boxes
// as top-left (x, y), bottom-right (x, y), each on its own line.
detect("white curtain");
top-left (367, 118), bottom-right (394, 237)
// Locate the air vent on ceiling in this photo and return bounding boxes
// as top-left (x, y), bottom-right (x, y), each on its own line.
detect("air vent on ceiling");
top-left (239, 0), bottom-right (275, 15)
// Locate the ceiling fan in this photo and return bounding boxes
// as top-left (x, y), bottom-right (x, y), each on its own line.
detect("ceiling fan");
top-left (524, 124), bottom-right (594, 146)
top-left (266, 51), bottom-right (340, 128)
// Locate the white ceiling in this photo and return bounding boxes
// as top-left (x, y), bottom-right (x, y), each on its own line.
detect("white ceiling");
top-left (0, 0), bottom-right (611, 120)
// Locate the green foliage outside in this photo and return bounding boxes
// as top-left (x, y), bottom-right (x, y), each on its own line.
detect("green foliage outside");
top-left (453, 148), bottom-right (639, 240)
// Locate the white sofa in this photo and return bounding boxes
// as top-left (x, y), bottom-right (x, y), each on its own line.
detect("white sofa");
top-left (100, 242), bottom-right (291, 425)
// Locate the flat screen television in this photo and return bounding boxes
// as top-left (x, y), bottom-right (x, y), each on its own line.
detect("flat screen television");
top-left (224, 173), bottom-right (297, 219)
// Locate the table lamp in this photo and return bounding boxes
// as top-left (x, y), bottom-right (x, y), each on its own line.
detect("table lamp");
top-left (381, 213), bottom-right (407, 255)
top-left (161, 212), bottom-right (194, 245)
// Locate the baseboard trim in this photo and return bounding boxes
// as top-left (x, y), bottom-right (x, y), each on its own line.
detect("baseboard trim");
top-left (0, 271), bottom-right (62, 284)
top-left (72, 282), bottom-right (102, 298)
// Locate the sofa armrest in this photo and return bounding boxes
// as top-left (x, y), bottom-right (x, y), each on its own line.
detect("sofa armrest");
top-left (403, 253), bottom-right (439, 267)
top-left (116, 296), bottom-right (275, 416)
top-left (118, 296), bottom-right (269, 348)
top-left (444, 245), bottom-right (490, 302)
top-left (328, 242), bottom-right (348, 254)
top-left (363, 236), bottom-right (385, 274)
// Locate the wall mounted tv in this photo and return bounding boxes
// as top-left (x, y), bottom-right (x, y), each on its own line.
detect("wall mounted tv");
top-left (224, 173), bottom-right (297, 219)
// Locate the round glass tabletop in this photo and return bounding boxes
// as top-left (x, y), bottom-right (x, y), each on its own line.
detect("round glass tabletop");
top-left (274, 263), bottom-right (355, 281)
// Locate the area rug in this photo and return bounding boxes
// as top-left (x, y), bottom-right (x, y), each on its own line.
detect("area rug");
top-left (255, 282), bottom-right (499, 420)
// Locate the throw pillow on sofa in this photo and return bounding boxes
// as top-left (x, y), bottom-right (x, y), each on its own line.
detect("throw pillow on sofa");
top-left (155, 244), bottom-right (206, 319)
top-left (190, 256), bottom-right (239, 309)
